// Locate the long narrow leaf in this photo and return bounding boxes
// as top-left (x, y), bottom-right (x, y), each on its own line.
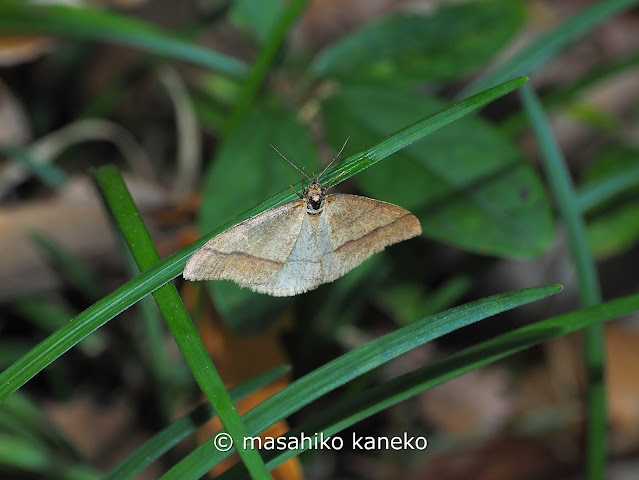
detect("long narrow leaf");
top-left (225, 0), bottom-right (310, 134)
top-left (520, 84), bottom-right (605, 480)
top-left (92, 166), bottom-right (270, 479)
top-left (0, 3), bottom-right (248, 78)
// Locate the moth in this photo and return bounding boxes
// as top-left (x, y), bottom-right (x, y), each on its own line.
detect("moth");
top-left (183, 143), bottom-right (421, 296)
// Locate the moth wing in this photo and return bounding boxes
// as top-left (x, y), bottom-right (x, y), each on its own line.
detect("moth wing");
top-left (321, 194), bottom-right (422, 281)
top-left (183, 200), bottom-right (306, 286)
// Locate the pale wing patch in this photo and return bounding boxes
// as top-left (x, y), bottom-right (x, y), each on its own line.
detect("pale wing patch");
top-left (321, 194), bottom-right (422, 282)
top-left (183, 200), bottom-right (305, 285)
top-left (253, 211), bottom-right (332, 296)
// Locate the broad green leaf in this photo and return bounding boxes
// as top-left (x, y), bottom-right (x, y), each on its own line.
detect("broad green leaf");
top-left (312, 0), bottom-right (524, 83)
top-left (321, 85), bottom-right (553, 258)
top-left (230, 0), bottom-right (284, 42)
top-left (199, 106), bottom-right (318, 230)
top-left (198, 106), bottom-right (318, 328)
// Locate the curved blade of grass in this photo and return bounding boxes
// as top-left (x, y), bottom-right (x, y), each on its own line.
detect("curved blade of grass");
top-left (92, 166), bottom-right (270, 479)
top-left (106, 365), bottom-right (290, 480)
top-left (520, 84), bottom-right (604, 480)
top-left (221, 292), bottom-right (639, 477)
top-left (0, 77), bottom-right (526, 403)
top-left (501, 51), bottom-right (639, 137)
top-left (577, 162), bottom-right (639, 212)
top-left (0, 3), bottom-right (248, 78)
top-left (161, 285), bottom-right (561, 480)
top-left (0, 143), bottom-right (67, 190)
top-left (225, 0), bottom-right (310, 135)
top-left (461, 0), bottom-right (639, 98)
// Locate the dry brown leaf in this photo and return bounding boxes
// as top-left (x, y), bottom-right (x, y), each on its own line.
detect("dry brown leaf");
top-left (604, 324), bottom-right (639, 453)
top-left (0, 79), bottom-right (31, 144)
top-left (0, 34), bottom-right (53, 66)
top-left (419, 366), bottom-right (513, 434)
top-left (409, 435), bottom-right (569, 480)
top-left (45, 394), bottom-right (162, 478)
top-left (517, 322), bottom-right (639, 454)
top-left (0, 175), bottom-right (168, 300)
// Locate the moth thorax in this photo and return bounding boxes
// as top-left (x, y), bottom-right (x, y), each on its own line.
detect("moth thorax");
top-left (305, 182), bottom-right (325, 215)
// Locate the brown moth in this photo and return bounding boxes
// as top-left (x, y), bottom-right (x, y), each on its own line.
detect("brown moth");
top-left (183, 143), bottom-right (421, 296)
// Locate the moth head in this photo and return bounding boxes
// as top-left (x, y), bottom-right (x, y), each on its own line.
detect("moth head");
top-left (304, 181), bottom-right (326, 215)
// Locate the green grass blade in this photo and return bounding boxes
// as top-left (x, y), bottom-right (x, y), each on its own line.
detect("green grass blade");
top-left (461, 0), bottom-right (639, 97)
top-left (221, 292), bottom-right (639, 477)
top-left (520, 84), bottom-right (605, 480)
top-left (161, 285), bottom-right (561, 479)
top-left (105, 365), bottom-right (290, 480)
top-left (0, 143), bottom-right (67, 189)
top-left (120, 248), bottom-right (173, 421)
top-left (0, 3), bottom-right (248, 78)
top-left (0, 77), bottom-right (526, 403)
top-left (225, 0), bottom-right (310, 135)
top-left (520, 85), bottom-right (601, 305)
top-left (501, 51), bottom-right (639, 137)
top-left (577, 162), bottom-right (639, 212)
top-left (92, 166), bottom-right (270, 479)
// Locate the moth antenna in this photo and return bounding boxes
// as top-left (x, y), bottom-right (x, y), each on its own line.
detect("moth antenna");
top-left (319, 136), bottom-right (350, 180)
top-left (270, 144), bottom-right (312, 182)
top-left (326, 169), bottom-right (349, 190)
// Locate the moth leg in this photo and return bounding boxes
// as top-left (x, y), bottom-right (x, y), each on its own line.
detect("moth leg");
top-left (326, 169), bottom-right (348, 189)
top-left (290, 184), bottom-right (304, 198)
